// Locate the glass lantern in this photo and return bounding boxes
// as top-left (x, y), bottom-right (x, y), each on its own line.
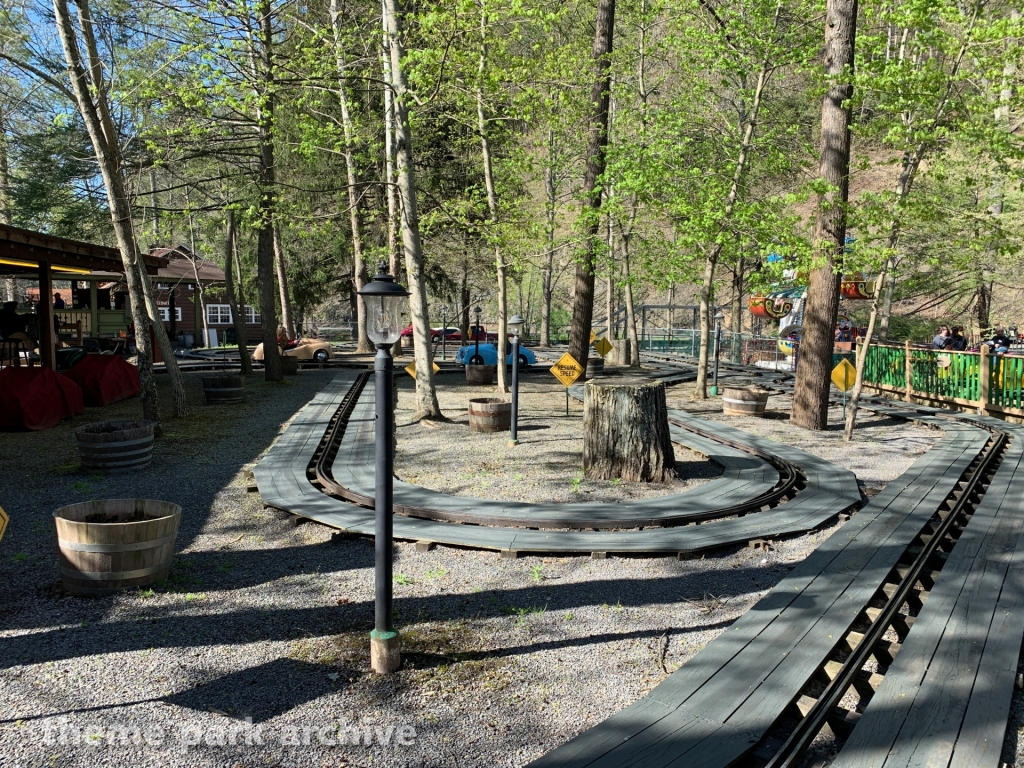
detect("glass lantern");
top-left (358, 264), bottom-right (410, 346)
top-left (507, 314), bottom-right (525, 337)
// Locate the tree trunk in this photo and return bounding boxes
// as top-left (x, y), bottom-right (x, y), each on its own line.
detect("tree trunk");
top-left (583, 377), bottom-right (675, 482)
top-left (189, 254), bottom-right (209, 346)
top-left (254, 0), bottom-right (281, 382)
top-left (476, 8), bottom-right (508, 393)
top-left (224, 210), bottom-right (252, 374)
top-left (383, 0), bottom-right (441, 419)
top-left (53, 0), bottom-right (189, 419)
top-left (790, 0), bottom-right (857, 431)
top-left (540, 129), bottom-right (556, 347)
top-left (330, 0), bottom-right (372, 354)
top-left (567, 0), bottom-right (615, 371)
top-left (272, 225), bottom-right (295, 339)
top-left (0, 103), bottom-right (14, 302)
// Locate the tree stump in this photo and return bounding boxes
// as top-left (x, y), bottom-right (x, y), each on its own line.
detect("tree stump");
top-left (583, 377), bottom-right (676, 482)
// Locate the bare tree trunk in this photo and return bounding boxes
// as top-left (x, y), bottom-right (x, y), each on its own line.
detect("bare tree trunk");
top-left (253, 0), bottom-right (281, 382)
top-left (330, 0), bottom-right (372, 353)
top-left (540, 128), bottom-right (556, 347)
top-left (272, 224), bottom-right (295, 338)
top-left (476, 8), bottom-right (508, 394)
top-left (190, 254), bottom-right (209, 346)
top-left (383, 0), bottom-right (441, 419)
top-left (791, 0), bottom-right (857, 431)
top-left (0, 104), bottom-right (14, 302)
top-left (53, 0), bottom-right (188, 418)
top-left (567, 0), bottom-right (615, 370)
top-left (224, 210), bottom-right (252, 374)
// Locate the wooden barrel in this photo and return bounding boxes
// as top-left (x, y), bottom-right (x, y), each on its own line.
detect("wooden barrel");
top-left (202, 375), bottom-right (245, 404)
top-left (722, 386), bottom-right (771, 417)
top-left (76, 420), bottom-right (156, 471)
top-left (468, 398), bottom-right (511, 432)
top-left (586, 357), bottom-right (605, 378)
top-left (466, 364), bottom-right (495, 385)
top-left (53, 499), bottom-right (181, 596)
top-left (280, 356), bottom-right (298, 375)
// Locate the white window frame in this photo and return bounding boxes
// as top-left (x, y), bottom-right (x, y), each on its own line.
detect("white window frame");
top-left (207, 304), bottom-right (232, 324)
top-left (245, 305), bottom-right (261, 324)
top-left (158, 307), bottom-right (183, 322)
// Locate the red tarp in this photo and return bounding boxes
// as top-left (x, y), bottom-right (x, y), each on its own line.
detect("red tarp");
top-left (64, 354), bottom-right (141, 407)
top-left (0, 367), bottom-right (84, 431)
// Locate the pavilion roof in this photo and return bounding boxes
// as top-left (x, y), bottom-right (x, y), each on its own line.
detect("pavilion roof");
top-left (0, 223), bottom-right (168, 276)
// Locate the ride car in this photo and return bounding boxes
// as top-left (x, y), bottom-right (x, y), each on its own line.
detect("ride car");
top-left (252, 338), bottom-right (333, 363)
top-left (455, 342), bottom-right (536, 367)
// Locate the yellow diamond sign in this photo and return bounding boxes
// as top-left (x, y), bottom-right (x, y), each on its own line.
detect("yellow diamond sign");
top-left (589, 330), bottom-right (598, 343)
top-left (405, 360), bottom-right (440, 380)
top-left (831, 358), bottom-right (857, 392)
top-left (594, 337), bottom-right (613, 358)
top-left (0, 504), bottom-right (7, 543)
top-left (551, 353), bottom-right (584, 388)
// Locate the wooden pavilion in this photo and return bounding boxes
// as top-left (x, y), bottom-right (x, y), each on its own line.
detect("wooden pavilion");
top-left (0, 223), bottom-right (167, 368)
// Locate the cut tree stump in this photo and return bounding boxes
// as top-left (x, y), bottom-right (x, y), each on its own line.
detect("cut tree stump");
top-left (583, 377), bottom-right (676, 482)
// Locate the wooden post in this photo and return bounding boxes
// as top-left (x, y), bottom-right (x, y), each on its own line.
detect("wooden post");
top-left (89, 278), bottom-right (98, 337)
top-left (583, 377), bottom-right (675, 482)
top-left (37, 262), bottom-right (55, 368)
top-left (979, 344), bottom-right (991, 416)
top-left (76, 319), bottom-right (83, 346)
top-left (904, 340), bottom-right (913, 402)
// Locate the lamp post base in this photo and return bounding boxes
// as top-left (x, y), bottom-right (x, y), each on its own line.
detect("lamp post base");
top-left (370, 630), bottom-right (401, 674)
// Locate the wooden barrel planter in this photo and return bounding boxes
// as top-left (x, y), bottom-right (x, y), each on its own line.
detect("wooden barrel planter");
top-left (202, 375), bottom-right (245, 405)
top-left (466, 364), bottom-right (495, 385)
top-left (586, 357), bottom-right (605, 378)
top-left (76, 420), bottom-right (156, 471)
top-left (280, 356), bottom-right (299, 375)
top-left (468, 398), bottom-right (511, 433)
top-left (722, 386), bottom-right (771, 417)
top-left (53, 499), bottom-right (181, 596)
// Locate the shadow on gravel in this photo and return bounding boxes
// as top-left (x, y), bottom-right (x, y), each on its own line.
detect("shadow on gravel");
top-left (0, 566), bottom-right (773, 670)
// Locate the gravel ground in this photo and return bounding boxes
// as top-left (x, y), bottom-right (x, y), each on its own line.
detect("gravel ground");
top-left (395, 372), bottom-right (722, 504)
top-left (0, 366), bottom-right (947, 767)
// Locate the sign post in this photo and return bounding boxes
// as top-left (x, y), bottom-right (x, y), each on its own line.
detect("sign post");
top-left (551, 352), bottom-right (585, 415)
top-left (831, 358), bottom-right (857, 418)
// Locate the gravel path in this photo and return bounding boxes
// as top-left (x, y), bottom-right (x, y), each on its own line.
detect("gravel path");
top-left (0, 367), bottom-right (943, 767)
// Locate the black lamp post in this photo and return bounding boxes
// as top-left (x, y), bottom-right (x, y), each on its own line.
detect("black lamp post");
top-left (439, 303), bottom-right (449, 361)
top-left (508, 314), bottom-right (524, 445)
top-left (711, 310), bottom-right (725, 396)
top-left (356, 263), bottom-right (410, 674)
top-left (470, 305), bottom-right (484, 364)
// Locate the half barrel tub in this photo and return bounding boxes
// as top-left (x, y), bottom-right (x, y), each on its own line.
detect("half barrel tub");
top-left (722, 386), bottom-right (771, 417)
top-left (202, 375), bottom-right (245, 405)
top-left (76, 420), bottom-right (156, 471)
top-left (586, 357), bottom-right (605, 378)
top-left (468, 398), bottom-right (511, 433)
top-left (280, 356), bottom-right (299, 375)
top-left (466, 364), bottom-right (495, 385)
top-left (53, 499), bottom-right (181, 595)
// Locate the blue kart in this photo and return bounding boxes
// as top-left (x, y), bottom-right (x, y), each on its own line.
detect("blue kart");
top-left (455, 343), bottom-right (536, 368)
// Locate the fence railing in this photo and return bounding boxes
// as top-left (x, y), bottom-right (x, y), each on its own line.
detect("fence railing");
top-left (861, 343), bottom-right (1023, 416)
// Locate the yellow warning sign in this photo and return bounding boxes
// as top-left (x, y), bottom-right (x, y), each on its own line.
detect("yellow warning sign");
top-left (405, 360), bottom-right (440, 380)
top-left (831, 358), bottom-right (857, 392)
top-left (0, 504), bottom-right (7, 543)
top-left (550, 353), bottom-right (584, 388)
top-left (589, 330), bottom-right (598, 343)
top-left (594, 337), bottom-right (613, 358)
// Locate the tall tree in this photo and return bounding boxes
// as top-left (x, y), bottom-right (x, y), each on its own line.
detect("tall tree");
top-left (567, 0), bottom-right (616, 370)
top-left (382, 0), bottom-right (442, 419)
top-left (52, 0), bottom-right (188, 418)
top-left (791, 0), bottom-right (858, 430)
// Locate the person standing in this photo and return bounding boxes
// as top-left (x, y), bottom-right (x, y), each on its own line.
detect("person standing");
top-left (52, 292), bottom-right (65, 309)
top-left (949, 326), bottom-right (967, 351)
top-left (932, 325), bottom-right (949, 349)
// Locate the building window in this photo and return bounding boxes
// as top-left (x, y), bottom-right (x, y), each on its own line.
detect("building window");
top-left (207, 304), bottom-right (232, 324)
top-left (245, 306), bottom-right (261, 324)
top-left (158, 307), bottom-right (183, 322)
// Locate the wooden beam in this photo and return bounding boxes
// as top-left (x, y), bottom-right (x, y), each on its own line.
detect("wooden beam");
top-left (38, 262), bottom-right (55, 369)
